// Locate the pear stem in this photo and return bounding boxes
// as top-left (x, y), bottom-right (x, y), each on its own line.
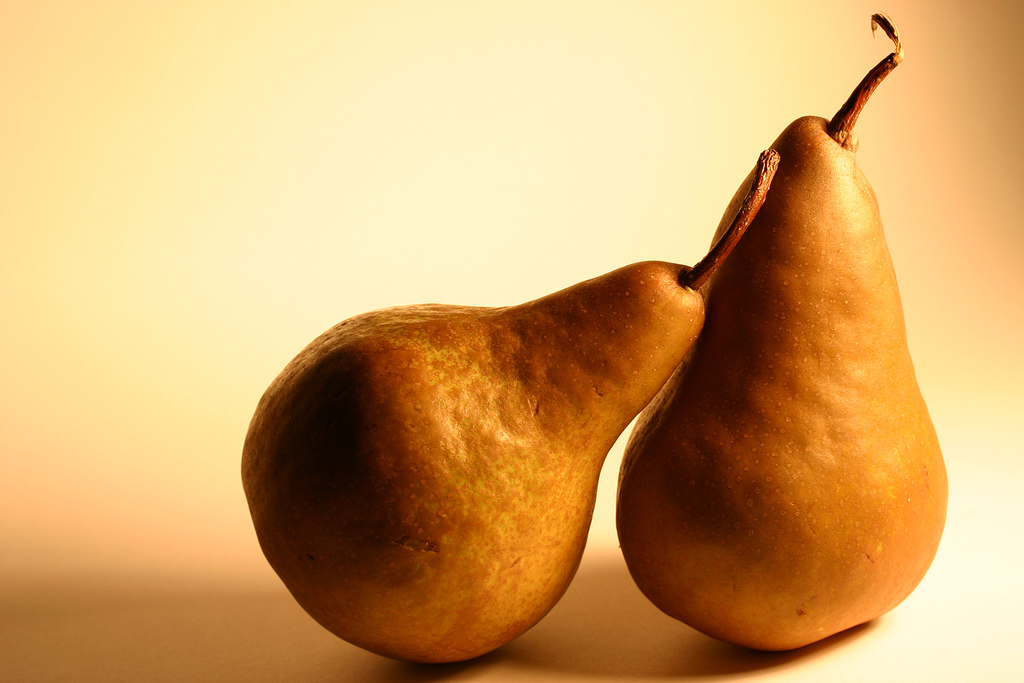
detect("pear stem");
top-left (827, 13), bottom-right (903, 150)
top-left (681, 148), bottom-right (780, 290)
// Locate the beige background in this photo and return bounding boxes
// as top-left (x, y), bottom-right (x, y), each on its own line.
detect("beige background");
top-left (2, 1), bottom-right (1023, 681)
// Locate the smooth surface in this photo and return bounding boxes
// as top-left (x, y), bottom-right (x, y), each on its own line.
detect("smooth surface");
top-left (3, 0), bottom-right (1023, 680)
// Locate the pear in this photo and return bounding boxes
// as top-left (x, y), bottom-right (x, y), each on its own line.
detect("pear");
top-left (616, 14), bottom-right (947, 651)
top-left (241, 151), bottom-right (779, 663)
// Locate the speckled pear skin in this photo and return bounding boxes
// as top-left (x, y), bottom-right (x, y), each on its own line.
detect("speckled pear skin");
top-left (242, 260), bottom-right (705, 663)
top-left (616, 117), bottom-right (947, 651)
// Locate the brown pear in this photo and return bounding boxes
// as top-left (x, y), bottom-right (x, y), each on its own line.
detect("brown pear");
top-left (616, 14), bottom-right (947, 651)
top-left (241, 151), bottom-right (778, 663)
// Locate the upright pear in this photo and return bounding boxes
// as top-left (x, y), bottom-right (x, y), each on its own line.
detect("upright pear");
top-left (616, 14), bottom-right (947, 651)
top-left (242, 151), bottom-right (778, 663)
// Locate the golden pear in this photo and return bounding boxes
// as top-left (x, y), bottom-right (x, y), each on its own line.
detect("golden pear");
top-left (616, 14), bottom-right (947, 651)
top-left (242, 151), bottom-right (779, 662)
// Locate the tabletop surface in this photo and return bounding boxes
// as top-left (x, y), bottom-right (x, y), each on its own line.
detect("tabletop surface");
top-left (4, 451), bottom-right (1022, 683)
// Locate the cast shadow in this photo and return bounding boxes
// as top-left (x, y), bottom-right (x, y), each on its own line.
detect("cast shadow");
top-left (313, 550), bottom-right (878, 681)
top-left (338, 650), bottom-right (505, 683)
top-left (497, 550), bottom-right (879, 678)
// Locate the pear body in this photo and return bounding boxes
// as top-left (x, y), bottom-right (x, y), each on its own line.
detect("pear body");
top-left (616, 117), bottom-right (947, 650)
top-left (243, 261), bottom-right (704, 662)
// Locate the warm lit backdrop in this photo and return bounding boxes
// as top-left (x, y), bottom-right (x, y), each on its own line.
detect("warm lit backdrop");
top-left (2, 1), bottom-right (1023, 679)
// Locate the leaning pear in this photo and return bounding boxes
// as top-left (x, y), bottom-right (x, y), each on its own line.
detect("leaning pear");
top-left (616, 14), bottom-right (947, 651)
top-left (242, 151), bottom-right (779, 663)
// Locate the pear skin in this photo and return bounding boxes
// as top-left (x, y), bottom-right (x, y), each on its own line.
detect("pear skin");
top-left (616, 14), bottom-right (947, 651)
top-left (242, 152), bottom-right (779, 662)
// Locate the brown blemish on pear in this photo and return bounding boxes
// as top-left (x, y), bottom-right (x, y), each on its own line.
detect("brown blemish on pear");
top-left (616, 13), bottom-right (947, 651)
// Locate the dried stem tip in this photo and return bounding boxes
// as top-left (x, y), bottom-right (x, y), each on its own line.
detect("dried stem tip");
top-left (682, 148), bottom-right (780, 290)
top-left (827, 13), bottom-right (903, 150)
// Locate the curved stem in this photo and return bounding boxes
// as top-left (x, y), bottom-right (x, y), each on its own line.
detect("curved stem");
top-left (681, 148), bottom-right (780, 290)
top-left (827, 13), bottom-right (903, 149)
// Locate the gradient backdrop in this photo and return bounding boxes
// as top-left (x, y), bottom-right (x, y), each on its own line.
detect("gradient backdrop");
top-left (2, 1), bottom-right (1023, 675)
